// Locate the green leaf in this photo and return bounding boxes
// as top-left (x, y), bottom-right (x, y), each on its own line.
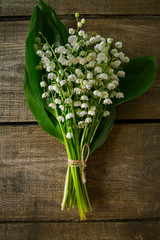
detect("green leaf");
top-left (24, 66), bottom-right (64, 144)
top-left (24, 0), bottom-right (69, 144)
top-left (38, 0), bottom-right (69, 44)
top-left (109, 56), bottom-right (157, 108)
top-left (25, 0), bottom-right (69, 109)
top-left (90, 108), bottom-right (116, 155)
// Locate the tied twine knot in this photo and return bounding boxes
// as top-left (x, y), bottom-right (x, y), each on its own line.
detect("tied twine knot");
top-left (68, 144), bottom-right (90, 183)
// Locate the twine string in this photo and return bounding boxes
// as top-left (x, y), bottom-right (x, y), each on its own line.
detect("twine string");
top-left (68, 143), bottom-right (90, 183)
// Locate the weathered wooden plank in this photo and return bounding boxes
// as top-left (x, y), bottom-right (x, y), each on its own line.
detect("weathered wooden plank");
top-left (0, 221), bottom-right (160, 240)
top-left (0, 123), bottom-right (160, 221)
top-left (0, 20), bottom-right (159, 122)
top-left (0, 0), bottom-right (160, 16)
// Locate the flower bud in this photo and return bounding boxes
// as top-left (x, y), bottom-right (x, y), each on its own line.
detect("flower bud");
top-left (81, 18), bottom-right (85, 24)
top-left (34, 36), bottom-right (41, 43)
top-left (77, 22), bottom-right (82, 28)
top-left (75, 12), bottom-right (79, 18)
top-left (35, 65), bottom-right (42, 71)
top-left (33, 44), bottom-right (39, 51)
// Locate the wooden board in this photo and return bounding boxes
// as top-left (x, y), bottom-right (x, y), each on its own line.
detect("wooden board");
top-left (0, 20), bottom-right (159, 122)
top-left (0, 0), bottom-right (160, 16)
top-left (0, 123), bottom-right (160, 221)
top-left (0, 221), bottom-right (160, 240)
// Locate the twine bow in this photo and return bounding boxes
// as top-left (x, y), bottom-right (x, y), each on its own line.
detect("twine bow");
top-left (68, 143), bottom-right (90, 183)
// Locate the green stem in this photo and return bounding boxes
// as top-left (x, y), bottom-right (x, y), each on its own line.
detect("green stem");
top-left (89, 115), bottom-right (103, 145)
top-left (61, 166), bottom-right (70, 210)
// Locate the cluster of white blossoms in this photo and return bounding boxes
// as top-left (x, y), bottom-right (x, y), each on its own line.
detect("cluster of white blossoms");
top-left (34, 13), bottom-right (129, 139)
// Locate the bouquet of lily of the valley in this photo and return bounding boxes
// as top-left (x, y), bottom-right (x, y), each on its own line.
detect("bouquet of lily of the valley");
top-left (24, 0), bottom-right (157, 220)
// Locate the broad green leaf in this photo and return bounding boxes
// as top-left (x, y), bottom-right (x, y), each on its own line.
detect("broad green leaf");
top-left (24, 0), bottom-right (69, 144)
top-left (25, 0), bottom-right (69, 111)
top-left (24, 66), bottom-right (64, 144)
top-left (90, 108), bottom-right (116, 155)
top-left (109, 56), bottom-right (157, 109)
top-left (38, 0), bottom-right (69, 44)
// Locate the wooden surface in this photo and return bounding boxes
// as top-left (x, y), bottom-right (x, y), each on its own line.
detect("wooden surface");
top-left (0, 0), bottom-right (160, 16)
top-left (0, 222), bottom-right (160, 240)
top-left (0, 123), bottom-right (160, 221)
top-left (0, 0), bottom-right (160, 239)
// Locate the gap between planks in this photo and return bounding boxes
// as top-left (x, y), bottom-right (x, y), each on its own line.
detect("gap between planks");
top-left (0, 217), bottom-right (160, 224)
top-left (0, 14), bottom-right (160, 22)
top-left (0, 119), bottom-right (160, 126)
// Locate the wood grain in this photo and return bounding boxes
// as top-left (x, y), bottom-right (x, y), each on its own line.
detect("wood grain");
top-left (0, 20), bottom-right (159, 122)
top-left (0, 123), bottom-right (160, 221)
top-left (0, 0), bottom-right (160, 16)
top-left (0, 221), bottom-right (160, 240)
